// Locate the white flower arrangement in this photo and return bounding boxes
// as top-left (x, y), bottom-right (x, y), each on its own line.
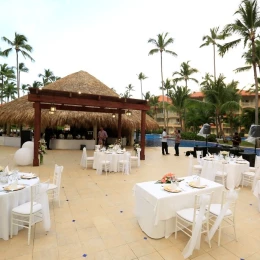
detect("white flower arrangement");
top-left (38, 139), bottom-right (47, 155)
top-left (220, 151), bottom-right (229, 156)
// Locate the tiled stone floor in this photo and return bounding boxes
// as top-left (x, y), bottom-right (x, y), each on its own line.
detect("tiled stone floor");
top-left (0, 146), bottom-right (259, 260)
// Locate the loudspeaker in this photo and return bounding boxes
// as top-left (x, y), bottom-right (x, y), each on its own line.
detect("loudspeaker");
top-left (203, 124), bottom-right (211, 135)
top-left (249, 125), bottom-right (260, 137)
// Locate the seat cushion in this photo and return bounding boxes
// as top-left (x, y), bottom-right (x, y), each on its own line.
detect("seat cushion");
top-left (216, 171), bottom-right (227, 176)
top-left (131, 156), bottom-right (138, 160)
top-left (209, 204), bottom-right (232, 216)
top-left (12, 202), bottom-right (42, 214)
top-left (48, 183), bottom-right (57, 191)
top-left (243, 172), bottom-right (255, 177)
top-left (87, 157), bottom-right (94, 161)
top-left (176, 208), bottom-right (206, 222)
top-left (249, 167), bottom-right (256, 172)
top-left (193, 165), bottom-right (202, 169)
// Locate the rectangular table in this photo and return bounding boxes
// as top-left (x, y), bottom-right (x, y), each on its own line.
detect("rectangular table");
top-left (134, 177), bottom-right (224, 239)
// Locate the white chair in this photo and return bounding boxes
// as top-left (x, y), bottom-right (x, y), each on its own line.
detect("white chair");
top-left (175, 192), bottom-right (214, 248)
top-left (130, 148), bottom-right (141, 168)
top-left (187, 154), bottom-right (199, 176)
top-left (214, 162), bottom-right (227, 186)
top-left (80, 147), bottom-right (94, 169)
top-left (95, 145), bottom-right (100, 151)
top-left (208, 189), bottom-right (239, 246)
top-left (10, 181), bottom-right (49, 245)
top-left (118, 152), bottom-right (131, 175)
top-left (193, 151), bottom-right (203, 174)
top-left (47, 164), bottom-right (64, 207)
top-left (241, 171), bottom-right (255, 188)
top-left (249, 155), bottom-right (260, 172)
top-left (96, 153), bottom-right (111, 176)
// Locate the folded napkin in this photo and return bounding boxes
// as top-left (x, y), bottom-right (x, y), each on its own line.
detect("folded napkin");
top-left (207, 152), bottom-right (212, 156)
top-left (23, 173), bottom-right (34, 177)
top-left (238, 156), bottom-right (243, 160)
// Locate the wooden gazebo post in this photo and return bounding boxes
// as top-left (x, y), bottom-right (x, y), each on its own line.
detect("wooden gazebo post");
top-left (33, 102), bottom-right (41, 166)
top-left (140, 110), bottom-right (146, 160)
top-left (118, 110), bottom-right (122, 139)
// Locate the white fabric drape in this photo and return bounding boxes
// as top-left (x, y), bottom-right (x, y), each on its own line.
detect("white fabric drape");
top-left (253, 180), bottom-right (260, 212)
top-left (252, 167), bottom-right (260, 191)
top-left (182, 194), bottom-right (211, 259)
top-left (80, 147), bottom-right (87, 168)
top-left (188, 155), bottom-right (193, 176)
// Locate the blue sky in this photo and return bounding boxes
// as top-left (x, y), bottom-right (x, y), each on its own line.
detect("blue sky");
top-left (0, 0), bottom-right (254, 99)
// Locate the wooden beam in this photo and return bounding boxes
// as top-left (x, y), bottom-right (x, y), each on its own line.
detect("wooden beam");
top-left (37, 104), bottom-right (127, 114)
top-left (28, 94), bottom-right (149, 111)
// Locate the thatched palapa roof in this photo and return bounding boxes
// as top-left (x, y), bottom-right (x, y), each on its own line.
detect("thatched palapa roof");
top-left (0, 71), bottom-right (158, 130)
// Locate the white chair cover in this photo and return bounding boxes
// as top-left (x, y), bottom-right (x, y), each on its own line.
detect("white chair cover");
top-left (120, 152), bottom-right (131, 175)
top-left (188, 155), bottom-right (193, 176)
top-left (182, 194), bottom-right (211, 259)
top-left (39, 182), bottom-right (50, 231)
top-left (252, 167), bottom-right (260, 191)
top-left (95, 145), bottom-right (100, 151)
top-left (201, 161), bottom-right (217, 181)
top-left (253, 180), bottom-right (260, 212)
top-left (205, 190), bottom-right (238, 243)
top-left (80, 147), bottom-right (87, 168)
top-left (96, 153), bottom-right (110, 175)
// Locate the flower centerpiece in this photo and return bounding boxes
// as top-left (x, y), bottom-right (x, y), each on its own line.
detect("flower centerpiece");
top-left (160, 172), bottom-right (176, 184)
top-left (220, 150), bottom-right (229, 160)
top-left (38, 139), bottom-right (47, 164)
top-left (0, 166), bottom-right (3, 172)
top-left (133, 143), bottom-right (140, 155)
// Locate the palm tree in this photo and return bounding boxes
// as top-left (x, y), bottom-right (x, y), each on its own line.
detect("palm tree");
top-left (0, 64), bottom-right (15, 104)
top-left (200, 74), bottom-right (240, 137)
top-left (148, 32), bottom-right (177, 127)
top-left (172, 61), bottom-right (199, 87)
top-left (223, 0), bottom-right (260, 124)
top-left (200, 27), bottom-right (230, 80)
top-left (2, 33), bottom-right (34, 97)
top-left (18, 63), bottom-right (29, 96)
top-left (125, 84), bottom-right (135, 97)
top-left (143, 91), bottom-right (151, 101)
top-left (21, 84), bottom-right (29, 95)
top-left (137, 72), bottom-right (148, 99)
top-left (167, 85), bottom-right (191, 130)
top-left (3, 81), bottom-right (17, 102)
top-left (38, 69), bottom-right (56, 86)
top-left (30, 81), bottom-right (43, 89)
top-left (120, 91), bottom-right (132, 98)
top-left (148, 95), bottom-right (160, 120)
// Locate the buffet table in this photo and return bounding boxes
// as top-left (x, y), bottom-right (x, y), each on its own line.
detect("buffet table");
top-left (50, 139), bottom-right (95, 150)
top-left (0, 174), bottom-right (39, 240)
top-left (0, 136), bottom-right (20, 147)
top-left (134, 177), bottom-right (223, 239)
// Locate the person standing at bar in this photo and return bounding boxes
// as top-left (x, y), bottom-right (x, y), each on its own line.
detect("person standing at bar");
top-left (161, 128), bottom-right (170, 155)
top-left (98, 126), bottom-right (108, 146)
top-left (174, 129), bottom-right (181, 156)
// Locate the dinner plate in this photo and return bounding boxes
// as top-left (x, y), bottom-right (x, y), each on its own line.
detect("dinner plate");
top-left (236, 161), bottom-right (248, 164)
top-left (188, 182), bottom-right (207, 189)
top-left (164, 185), bottom-right (181, 193)
top-left (21, 174), bottom-right (37, 179)
top-left (4, 185), bottom-right (25, 191)
top-left (117, 152), bottom-right (124, 154)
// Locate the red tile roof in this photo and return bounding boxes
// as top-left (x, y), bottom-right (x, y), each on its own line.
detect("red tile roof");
top-left (190, 92), bottom-right (204, 98)
top-left (158, 95), bottom-right (172, 103)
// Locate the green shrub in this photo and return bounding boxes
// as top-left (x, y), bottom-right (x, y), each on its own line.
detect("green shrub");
top-left (207, 134), bottom-right (217, 142)
top-left (181, 132), bottom-right (205, 141)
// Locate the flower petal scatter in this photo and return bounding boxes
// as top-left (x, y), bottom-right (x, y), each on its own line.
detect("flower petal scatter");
top-left (161, 172), bottom-right (175, 183)
top-left (38, 139), bottom-right (47, 155)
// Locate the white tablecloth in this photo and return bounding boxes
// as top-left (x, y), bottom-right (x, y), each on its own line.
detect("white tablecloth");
top-left (201, 158), bottom-right (249, 189)
top-left (134, 177), bottom-right (224, 239)
top-left (93, 151), bottom-right (127, 172)
top-left (253, 180), bottom-right (260, 212)
top-left (0, 173), bottom-right (39, 240)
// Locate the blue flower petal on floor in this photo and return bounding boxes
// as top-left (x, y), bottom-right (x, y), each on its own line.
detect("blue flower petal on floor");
top-left (105, 194), bottom-right (108, 196)
top-left (144, 237), bottom-right (147, 240)
top-left (250, 204), bottom-right (252, 206)
top-left (72, 220), bottom-right (76, 222)
top-left (120, 210), bottom-right (123, 213)
top-left (82, 254), bottom-right (87, 257)
top-left (66, 199), bottom-right (69, 201)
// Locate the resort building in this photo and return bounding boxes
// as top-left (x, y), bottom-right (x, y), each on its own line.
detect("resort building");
top-left (155, 91), bottom-right (260, 135)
